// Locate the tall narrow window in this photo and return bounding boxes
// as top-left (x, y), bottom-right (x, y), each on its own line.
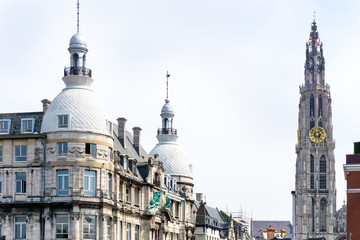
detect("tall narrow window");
top-left (107, 218), bottom-right (112, 240)
top-left (126, 186), bottom-right (131, 203)
top-left (21, 118), bottom-right (34, 133)
top-left (135, 225), bottom-right (139, 240)
top-left (83, 215), bottom-right (96, 239)
top-left (310, 155), bottom-right (315, 189)
top-left (85, 143), bottom-right (96, 157)
top-left (16, 173), bottom-right (26, 194)
top-left (0, 173), bottom-right (2, 194)
top-left (58, 115), bottom-right (69, 128)
top-left (320, 155), bottom-right (327, 189)
top-left (0, 119), bottom-right (11, 134)
top-left (108, 173), bottom-right (112, 198)
top-left (310, 95), bottom-right (315, 117)
top-left (57, 170), bottom-right (69, 196)
top-left (15, 145), bottom-right (27, 162)
top-left (119, 222), bottom-right (122, 240)
top-left (15, 216), bottom-right (26, 239)
top-left (73, 54), bottom-right (79, 68)
top-left (134, 187), bottom-right (140, 206)
top-left (84, 170), bottom-right (96, 196)
top-left (318, 95), bottom-right (323, 117)
top-left (56, 215), bottom-right (69, 239)
top-left (57, 143), bottom-right (68, 156)
top-left (127, 223), bottom-right (131, 240)
top-left (311, 198), bottom-right (315, 232)
top-left (0, 218), bottom-right (2, 237)
top-left (310, 121), bottom-right (315, 130)
top-left (319, 199), bottom-right (327, 232)
top-left (0, 146), bottom-right (2, 162)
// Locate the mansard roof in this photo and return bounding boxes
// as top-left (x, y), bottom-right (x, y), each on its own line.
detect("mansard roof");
top-left (0, 111), bottom-right (44, 136)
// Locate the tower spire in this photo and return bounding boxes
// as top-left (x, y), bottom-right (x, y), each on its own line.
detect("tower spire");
top-left (166, 71), bottom-right (170, 100)
top-left (77, 0), bottom-right (80, 33)
top-left (313, 10), bottom-right (316, 22)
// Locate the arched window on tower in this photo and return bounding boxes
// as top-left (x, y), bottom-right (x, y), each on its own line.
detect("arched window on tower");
top-left (311, 198), bottom-right (315, 232)
top-left (318, 95), bottom-right (323, 117)
top-left (310, 155), bottom-right (314, 189)
top-left (83, 54), bottom-right (86, 68)
top-left (310, 95), bottom-right (315, 117)
top-left (319, 198), bottom-right (327, 232)
top-left (310, 121), bottom-right (315, 130)
top-left (318, 121), bottom-right (323, 128)
top-left (73, 54), bottom-right (79, 68)
top-left (319, 155), bottom-right (326, 189)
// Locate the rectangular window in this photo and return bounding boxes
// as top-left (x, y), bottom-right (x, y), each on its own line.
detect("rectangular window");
top-left (175, 202), bottom-right (179, 217)
top-left (21, 118), bottom-right (34, 133)
top-left (15, 145), bottom-right (27, 162)
top-left (320, 175), bottom-right (327, 189)
top-left (83, 215), bottom-right (96, 239)
top-left (16, 173), bottom-right (26, 194)
top-left (0, 119), bottom-right (11, 134)
top-left (119, 222), bottom-right (122, 240)
top-left (0, 146), bottom-right (3, 162)
top-left (57, 170), bottom-right (69, 196)
top-left (56, 214), bottom-right (69, 239)
top-left (84, 170), bottom-right (96, 196)
top-left (14, 216), bottom-right (26, 239)
top-left (134, 188), bottom-right (139, 205)
top-left (85, 143), bottom-right (96, 157)
top-left (126, 186), bottom-right (131, 203)
top-left (127, 223), bottom-right (131, 240)
top-left (58, 115), bottom-right (69, 128)
top-left (135, 225), bottom-right (139, 240)
top-left (107, 218), bottom-right (112, 240)
top-left (108, 173), bottom-right (112, 198)
top-left (57, 143), bottom-right (68, 156)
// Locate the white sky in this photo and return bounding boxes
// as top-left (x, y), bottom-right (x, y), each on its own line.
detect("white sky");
top-left (1, 0), bottom-right (360, 221)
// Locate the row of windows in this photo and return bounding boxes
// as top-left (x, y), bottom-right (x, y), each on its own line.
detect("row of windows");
top-left (0, 145), bottom-right (27, 162)
top-left (0, 118), bottom-right (35, 134)
top-left (309, 94), bottom-right (323, 117)
top-left (310, 155), bottom-right (327, 173)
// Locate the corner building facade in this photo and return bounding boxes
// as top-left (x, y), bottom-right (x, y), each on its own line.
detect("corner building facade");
top-left (294, 21), bottom-right (343, 240)
top-left (0, 28), bottom-right (195, 240)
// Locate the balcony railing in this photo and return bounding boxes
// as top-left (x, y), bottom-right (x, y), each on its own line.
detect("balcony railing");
top-left (157, 128), bottom-right (177, 135)
top-left (64, 66), bottom-right (92, 77)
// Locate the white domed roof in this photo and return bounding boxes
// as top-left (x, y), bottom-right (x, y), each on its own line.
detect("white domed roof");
top-left (41, 87), bottom-right (110, 136)
top-left (161, 99), bottom-right (174, 117)
top-left (150, 142), bottom-right (192, 178)
top-left (69, 33), bottom-right (87, 49)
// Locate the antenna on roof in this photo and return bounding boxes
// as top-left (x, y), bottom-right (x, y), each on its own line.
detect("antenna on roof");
top-left (166, 71), bottom-right (170, 100)
top-left (313, 10), bottom-right (316, 22)
top-left (77, 0), bottom-right (80, 33)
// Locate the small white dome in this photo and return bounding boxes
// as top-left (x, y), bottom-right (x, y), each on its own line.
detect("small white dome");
top-left (41, 87), bottom-right (110, 136)
top-left (161, 99), bottom-right (174, 117)
top-left (150, 142), bottom-right (192, 178)
top-left (69, 33), bottom-right (87, 49)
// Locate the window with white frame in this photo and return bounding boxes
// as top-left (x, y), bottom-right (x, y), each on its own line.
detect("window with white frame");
top-left (0, 119), bottom-right (11, 134)
top-left (58, 115), bottom-right (69, 128)
top-left (21, 118), bottom-right (34, 133)
top-left (57, 143), bottom-right (68, 156)
top-left (83, 215), bottom-right (96, 239)
top-left (16, 173), bottom-right (26, 194)
top-left (57, 170), bottom-right (69, 196)
top-left (84, 170), bottom-right (96, 196)
top-left (14, 216), bottom-right (26, 239)
top-left (14, 145), bottom-right (27, 162)
top-left (0, 146), bottom-right (2, 162)
top-left (127, 223), bottom-right (131, 240)
top-left (56, 214), bottom-right (69, 239)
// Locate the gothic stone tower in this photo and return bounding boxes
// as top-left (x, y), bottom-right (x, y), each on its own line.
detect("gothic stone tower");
top-left (294, 20), bottom-right (337, 240)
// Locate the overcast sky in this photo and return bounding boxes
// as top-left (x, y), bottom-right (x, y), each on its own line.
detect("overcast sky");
top-left (1, 0), bottom-right (360, 221)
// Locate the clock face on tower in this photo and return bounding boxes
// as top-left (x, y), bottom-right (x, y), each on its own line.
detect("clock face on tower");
top-left (309, 126), bottom-right (326, 143)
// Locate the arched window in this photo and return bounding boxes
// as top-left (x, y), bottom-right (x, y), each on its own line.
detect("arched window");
top-left (311, 198), bottom-right (315, 232)
top-left (73, 54), bottom-right (79, 68)
top-left (310, 155), bottom-right (315, 189)
top-left (310, 95), bottom-right (315, 117)
top-left (318, 95), bottom-right (323, 117)
top-left (318, 121), bottom-right (323, 128)
top-left (320, 155), bottom-right (327, 189)
top-left (153, 173), bottom-right (159, 186)
top-left (320, 198), bottom-right (327, 232)
top-left (83, 54), bottom-right (86, 68)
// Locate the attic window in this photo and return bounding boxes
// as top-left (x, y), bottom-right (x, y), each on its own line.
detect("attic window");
top-left (21, 118), bottom-right (35, 133)
top-left (0, 119), bottom-right (11, 134)
top-left (58, 115), bottom-right (69, 128)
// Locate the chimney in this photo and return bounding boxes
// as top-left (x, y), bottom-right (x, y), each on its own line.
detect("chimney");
top-left (117, 118), bottom-right (127, 148)
top-left (41, 99), bottom-right (51, 113)
top-left (132, 127), bottom-right (142, 155)
top-left (267, 227), bottom-right (275, 240)
top-left (281, 229), bottom-right (286, 238)
top-left (196, 193), bottom-right (204, 202)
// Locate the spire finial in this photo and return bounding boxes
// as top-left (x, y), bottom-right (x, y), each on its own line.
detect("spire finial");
top-left (166, 71), bottom-right (170, 101)
top-left (77, 0), bottom-right (80, 33)
top-left (313, 10), bottom-right (316, 22)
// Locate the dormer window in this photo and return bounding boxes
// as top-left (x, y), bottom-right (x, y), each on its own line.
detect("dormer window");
top-left (21, 118), bottom-right (35, 133)
top-left (0, 119), bottom-right (11, 134)
top-left (58, 115), bottom-right (69, 128)
top-left (106, 120), bottom-right (113, 135)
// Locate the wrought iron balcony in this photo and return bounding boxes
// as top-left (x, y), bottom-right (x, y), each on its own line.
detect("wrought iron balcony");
top-left (64, 66), bottom-right (92, 77)
top-left (157, 128), bottom-right (177, 135)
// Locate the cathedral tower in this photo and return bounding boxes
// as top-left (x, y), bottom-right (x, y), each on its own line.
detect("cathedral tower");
top-left (294, 20), bottom-right (337, 240)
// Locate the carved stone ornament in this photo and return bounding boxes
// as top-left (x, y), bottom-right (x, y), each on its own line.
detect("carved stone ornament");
top-left (47, 146), bottom-right (56, 155)
top-left (71, 212), bottom-right (81, 221)
top-left (68, 146), bottom-right (85, 156)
